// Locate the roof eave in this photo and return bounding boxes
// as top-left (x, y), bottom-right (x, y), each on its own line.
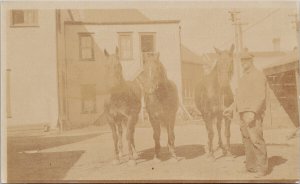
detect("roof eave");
top-left (65, 20), bottom-right (180, 26)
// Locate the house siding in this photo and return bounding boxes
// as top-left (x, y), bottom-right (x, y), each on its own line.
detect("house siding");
top-left (64, 23), bottom-right (182, 127)
top-left (5, 9), bottom-right (58, 127)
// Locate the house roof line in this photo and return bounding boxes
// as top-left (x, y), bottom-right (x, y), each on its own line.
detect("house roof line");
top-left (64, 20), bottom-right (180, 26)
top-left (262, 52), bottom-right (299, 69)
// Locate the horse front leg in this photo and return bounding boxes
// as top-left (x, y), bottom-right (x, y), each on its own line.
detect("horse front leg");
top-left (204, 117), bottom-right (215, 161)
top-left (224, 117), bottom-right (233, 156)
top-left (150, 116), bottom-right (161, 162)
top-left (126, 114), bottom-right (138, 166)
top-left (216, 115), bottom-right (226, 155)
top-left (130, 114), bottom-right (139, 160)
top-left (109, 122), bottom-right (120, 165)
top-left (167, 115), bottom-right (178, 162)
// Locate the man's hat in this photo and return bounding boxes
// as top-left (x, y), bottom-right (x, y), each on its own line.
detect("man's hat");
top-left (240, 51), bottom-right (254, 60)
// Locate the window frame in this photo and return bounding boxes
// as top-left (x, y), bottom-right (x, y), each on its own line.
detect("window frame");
top-left (183, 78), bottom-right (194, 99)
top-left (78, 32), bottom-right (95, 61)
top-left (118, 32), bottom-right (133, 61)
top-left (10, 9), bottom-right (39, 27)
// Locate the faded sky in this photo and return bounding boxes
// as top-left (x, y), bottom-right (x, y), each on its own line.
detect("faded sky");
top-left (139, 1), bottom-right (299, 54)
top-left (4, 1), bottom-right (299, 54)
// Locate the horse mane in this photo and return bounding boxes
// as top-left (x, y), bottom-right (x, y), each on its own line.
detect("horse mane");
top-left (143, 55), bottom-right (168, 83)
top-left (156, 60), bottom-right (168, 83)
top-left (215, 51), bottom-right (234, 87)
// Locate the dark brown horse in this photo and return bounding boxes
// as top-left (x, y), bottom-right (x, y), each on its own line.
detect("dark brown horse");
top-left (98, 47), bottom-right (142, 166)
top-left (194, 45), bottom-right (235, 160)
top-left (140, 53), bottom-right (179, 162)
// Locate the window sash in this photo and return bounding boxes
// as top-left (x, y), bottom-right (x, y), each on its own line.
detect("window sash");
top-left (79, 34), bottom-right (94, 61)
top-left (119, 33), bottom-right (133, 60)
top-left (183, 79), bottom-right (194, 98)
top-left (11, 10), bottom-right (38, 27)
top-left (141, 34), bottom-right (155, 53)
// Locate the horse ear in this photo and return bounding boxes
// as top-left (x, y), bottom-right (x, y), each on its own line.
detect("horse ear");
top-left (230, 44), bottom-right (235, 54)
top-left (104, 49), bottom-right (109, 57)
top-left (214, 47), bottom-right (221, 55)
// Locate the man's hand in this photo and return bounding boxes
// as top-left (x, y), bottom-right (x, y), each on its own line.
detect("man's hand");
top-left (223, 106), bottom-right (233, 119)
top-left (241, 111), bottom-right (256, 127)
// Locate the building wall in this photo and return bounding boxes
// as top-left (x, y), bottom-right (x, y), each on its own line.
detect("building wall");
top-left (64, 23), bottom-right (182, 127)
top-left (56, 10), bottom-right (76, 129)
top-left (5, 9), bottom-right (58, 127)
top-left (181, 62), bottom-right (203, 106)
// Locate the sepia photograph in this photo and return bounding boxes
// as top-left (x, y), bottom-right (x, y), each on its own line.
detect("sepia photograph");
top-left (1, 1), bottom-right (300, 183)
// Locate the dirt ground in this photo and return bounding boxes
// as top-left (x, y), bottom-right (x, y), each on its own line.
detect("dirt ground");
top-left (6, 122), bottom-right (300, 182)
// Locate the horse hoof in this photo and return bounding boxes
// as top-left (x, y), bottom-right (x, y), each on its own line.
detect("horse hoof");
top-left (169, 157), bottom-right (179, 163)
top-left (133, 153), bottom-right (139, 160)
top-left (128, 159), bottom-right (136, 166)
top-left (221, 148), bottom-right (227, 155)
top-left (206, 154), bottom-right (215, 161)
top-left (224, 151), bottom-right (234, 157)
top-left (152, 157), bottom-right (161, 163)
top-left (112, 159), bottom-right (120, 165)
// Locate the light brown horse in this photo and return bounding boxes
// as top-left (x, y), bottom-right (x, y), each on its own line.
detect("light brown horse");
top-left (139, 53), bottom-right (179, 162)
top-left (98, 47), bottom-right (142, 166)
top-left (194, 45), bottom-right (235, 160)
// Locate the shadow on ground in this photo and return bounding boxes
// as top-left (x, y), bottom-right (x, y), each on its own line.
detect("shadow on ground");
top-left (7, 133), bottom-right (102, 181)
top-left (230, 144), bottom-right (245, 157)
top-left (7, 150), bottom-right (84, 181)
top-left (230, 143), bottom-right (291, 158)
top-left (267, 156), bottom-right (287, 175)
top-left (139, 144), bottom-right (205, 161)
top-left (8, 133), bottom-right (101, 153)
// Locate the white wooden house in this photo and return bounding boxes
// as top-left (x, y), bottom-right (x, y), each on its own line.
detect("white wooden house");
top-left (61, 10), bottom-right (182, 128)
top-left (3, 8), bottom-right (183, 130)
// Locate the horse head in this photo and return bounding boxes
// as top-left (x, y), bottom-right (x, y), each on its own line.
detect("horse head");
top-left (214, 44), bottom-right (235, 89)
top-left (103, 47), bottom-right (124, 90)
top-left (141, 52), bottom-right (167, 94)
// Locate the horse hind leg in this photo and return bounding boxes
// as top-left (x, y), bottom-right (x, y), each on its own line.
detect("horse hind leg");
top-left (117, 122), bottom-right (124, 158)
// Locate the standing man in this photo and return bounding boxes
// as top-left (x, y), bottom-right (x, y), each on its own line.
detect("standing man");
top-left (224, 51), bottom-right (268, 177)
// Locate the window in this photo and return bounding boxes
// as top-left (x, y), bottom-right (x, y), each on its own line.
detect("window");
top-left (140, 33), bottom-right (156, 53)
top-left (81, 84), bottom-right (97, 114)
top-left (119, 33), bottom-right (133, 60)
top-left (79, 33), bottom-right (95, 61)
top-left (11, 10), bottom-right (38, 27)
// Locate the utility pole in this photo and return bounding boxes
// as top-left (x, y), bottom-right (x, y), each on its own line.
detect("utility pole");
top-left (229, 10), bottom-right (240, 53)
top-left (229, 10), bottom-right (247, 91)
top-left (237, 21), bottom-right (248, 52)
